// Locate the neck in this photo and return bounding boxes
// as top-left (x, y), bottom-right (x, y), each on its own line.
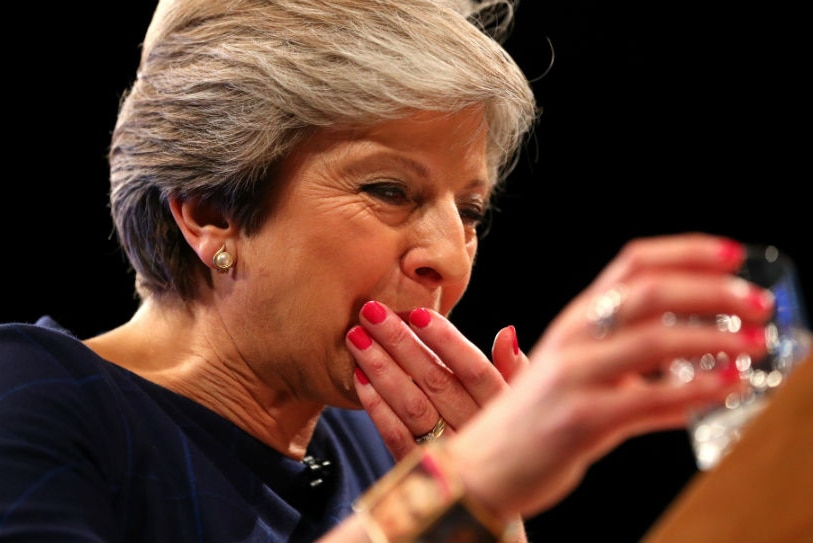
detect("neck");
top-left (83, 298), bottom-right (324, 460)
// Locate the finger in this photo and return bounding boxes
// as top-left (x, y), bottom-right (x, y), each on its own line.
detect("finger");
top-left (353, 367), bottom-right (417, 460)
top-left (540, 237), bottom-right (762, 351)
top-left (575, 370), bottom-right (744, 458)
top-left (346, 323), bottom-right (448, 439)
top-left (606, 274), bottom-right (774, 329)
top-left (623, 273), bottom-right (774, 322)
top-left (492, 325), bottom-right (528, 382)
top-left (572, 320), bottom-right (769, 384)
top-left (571, 273), bottom-right (775, 347)
top-left (592, 234), bottom-right (747, 290)
top-left (408, 307), bottom-right (511, 406)
top-left (359, 301), bottom-right (490, 425)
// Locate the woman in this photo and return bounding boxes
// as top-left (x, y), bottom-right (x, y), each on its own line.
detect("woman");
top-left (0, 0), bottom-right (773, 541)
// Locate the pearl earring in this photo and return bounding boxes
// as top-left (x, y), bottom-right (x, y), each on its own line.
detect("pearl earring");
top-left (213, 244), bottom-right (235, 273)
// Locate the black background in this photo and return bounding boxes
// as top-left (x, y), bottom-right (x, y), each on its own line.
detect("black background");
top-left (5, 2), bottom-right (809, 541)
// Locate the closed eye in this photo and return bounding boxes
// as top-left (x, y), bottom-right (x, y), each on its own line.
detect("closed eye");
top-left (459, 202), bottom-right (486, 228)
top-left (360, 180), bottom-right (488, 233)
top-left (359, 182), bottom-right (410, 205)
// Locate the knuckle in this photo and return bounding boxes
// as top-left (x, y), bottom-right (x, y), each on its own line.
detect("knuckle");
top-left (380, 322), bottom-right (413, 346)
top-left (618, 238), bottom-right (648, 270)
top-left (361, 391), bottom-right (386, 413)
top-left (379, 427), bottom-right (405, 448)
top-left (402, 394), bottom-right (432, 421)
top-left (421, 363), bottom-right (455, 394)
top-left (364, 356), bottom-right (390, 379)
top-left (457, 360), bottom-right (492, 387)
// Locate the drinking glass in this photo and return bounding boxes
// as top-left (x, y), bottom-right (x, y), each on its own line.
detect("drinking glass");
top-left (670, 244), bottom-right (811, 471)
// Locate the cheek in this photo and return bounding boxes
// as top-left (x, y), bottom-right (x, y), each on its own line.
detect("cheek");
top-left (438, 241), bottom-right (477, 313)
top-left (320, 227), bottom-right (397, 272)
top-left (439, 270), bottom-right (472, 316)
top-left (301, 227), bottom-right (401, 313)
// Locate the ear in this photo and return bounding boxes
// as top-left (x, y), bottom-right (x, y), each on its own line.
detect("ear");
top-left (169, 196), bottom-right (239, 272)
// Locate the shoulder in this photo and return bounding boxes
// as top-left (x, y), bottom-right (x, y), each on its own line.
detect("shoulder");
top-left (0, 318), bottom-right (113, 383)
top-left (0, 320), bottom-right (133, 491)
top-left (0, 318), bottom-right (140, 434)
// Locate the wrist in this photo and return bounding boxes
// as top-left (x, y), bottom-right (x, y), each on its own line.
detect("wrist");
top-left (352, 440), bottom-right (519, 543)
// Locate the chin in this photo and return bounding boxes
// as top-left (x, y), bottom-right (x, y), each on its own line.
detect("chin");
top-left (330, 387), bottom-right (363, 410)
top-left (325, 370), bottom-right (363, 410)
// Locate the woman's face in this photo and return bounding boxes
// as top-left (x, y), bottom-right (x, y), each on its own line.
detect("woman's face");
top-left (229, 107), bottom-right (491, 406)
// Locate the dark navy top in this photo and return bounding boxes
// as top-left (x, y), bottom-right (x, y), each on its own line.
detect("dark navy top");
top-left (0, 317), bottom-right (395, 542)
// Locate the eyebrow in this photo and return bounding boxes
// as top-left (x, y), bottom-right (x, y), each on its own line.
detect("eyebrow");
top-left (386, 154), bottom-right (431, 180)
top-left (344, 150), bottom-right (490, 192)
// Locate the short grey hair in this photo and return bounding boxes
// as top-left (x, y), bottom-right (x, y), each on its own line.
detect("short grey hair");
top-left (109, 0), bottom-right (538, 300)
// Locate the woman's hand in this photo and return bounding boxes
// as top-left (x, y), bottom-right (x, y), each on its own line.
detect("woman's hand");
top-left (443, 233), bottom-right (776, 519)
top-left (347, 301), bottom-right (528, 461)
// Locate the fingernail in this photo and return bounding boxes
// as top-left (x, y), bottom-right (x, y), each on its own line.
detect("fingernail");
top-left (731, 279), bottom-right (774, 312)
top-left (361, 300), bottom-right (387, 324)
top-left (509, 325), bottom-right (519, 355)
top-left (740, 325), bottom-right (767, 348)
top-left (748, 286), bottom-right (774, 312)
top-left (718, 363), bottom-right (741, 384)
top-left (347, 325), bottom-right (372, 349)
top-left (354, 367), bottom-right (370, 385)
top-left (409, 307), bottom-right (431, 328)
top-left (719, 239), bottom-right (745, 268)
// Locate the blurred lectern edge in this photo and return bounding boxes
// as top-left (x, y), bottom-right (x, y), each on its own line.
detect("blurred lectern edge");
top-left (644, 350), bottom-right (813, 543)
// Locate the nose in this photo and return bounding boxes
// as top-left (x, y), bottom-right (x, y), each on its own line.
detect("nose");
top-left (402, 199), bottom-right (475, 288)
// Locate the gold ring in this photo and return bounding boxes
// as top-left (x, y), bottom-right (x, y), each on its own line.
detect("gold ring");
top-left (414, 417), bottom-right (446, 444)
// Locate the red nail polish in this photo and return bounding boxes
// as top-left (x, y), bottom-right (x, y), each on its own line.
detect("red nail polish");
top-left (354, 367), bottom-right (370, 385)
top-left (348, 325), bottom-right (372, 349)
top-left (747, 285), bottom-right (774, 312)
top-left (509, 325), bottom-right (519, 355)
top-left (740, 325), bottom-right (767, 348)
top-left (718, 363), bottom-right (741, 384)
top-left (361, 300), bottom-right (387, 324)
top-left (409, 307), bottom-right (431, 328)
top-left (719, 239), bottom-right (745, 269)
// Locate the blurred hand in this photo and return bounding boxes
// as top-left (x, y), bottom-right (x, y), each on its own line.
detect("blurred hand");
top-left (444, 233), bottom-right (775, 518)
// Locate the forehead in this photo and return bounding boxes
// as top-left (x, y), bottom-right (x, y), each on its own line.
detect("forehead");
top-left (359, 107), bottom-right (488, 145)
top-left (297, 106), bottom-right (492, 183)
